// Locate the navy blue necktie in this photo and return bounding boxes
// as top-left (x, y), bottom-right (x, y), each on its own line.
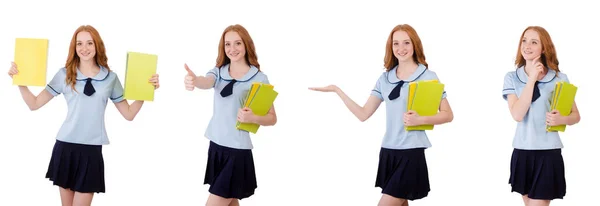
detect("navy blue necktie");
top-left (388, 81), bottom-right (405, 100)
top-left (531, 81), bottom-right (540, 102)
top-left (84, 78), bottom-right (95, 96)
top-left (220, 79), bottom-right (237, 97)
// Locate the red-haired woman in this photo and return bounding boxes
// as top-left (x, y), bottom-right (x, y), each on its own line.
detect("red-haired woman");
top-left (310, 24), bottom-right (454, 206)
top-left (183, 24), bottom-right (277, 206)
top-left (502, 26), bottom-right (581, 206)
top-left (8, 25), bottom-right (160, 206)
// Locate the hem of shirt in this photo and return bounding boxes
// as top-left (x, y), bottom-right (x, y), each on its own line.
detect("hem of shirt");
top-left (380, 145), bottom-right (431, 150)
top-left (55, 137), bottom-right (109, 146)
top-left (206, 136), bottom-right (253, 150)
top-left (512, 146), bottom-right (564, 150)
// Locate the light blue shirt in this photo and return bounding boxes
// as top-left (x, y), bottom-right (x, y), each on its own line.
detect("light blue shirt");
top-left (204, 64), bottom-right (270, 150)
top-left (371, 64), bottom-right (447, 150)
top-left (45, 66), bottom-right (125, 145)
top-left (502, 66), bottom-right (569, 150)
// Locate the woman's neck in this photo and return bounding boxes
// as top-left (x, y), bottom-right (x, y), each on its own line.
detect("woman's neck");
top-left (229, 60), bottom-right (250, 79)
top-left (396, 61), bottom-right (419, 80)
top-left (78, 60), bottom-right (100, 77)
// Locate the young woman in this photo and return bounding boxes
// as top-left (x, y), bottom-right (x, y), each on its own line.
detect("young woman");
top-left (7, 25), bottom-right (160, 206)
top-left (183, 24), bottom-right (277, 206)
top-left (502, 26), bottom-right (581, 206)
top-left (309, 24), bottom-right (453, 206)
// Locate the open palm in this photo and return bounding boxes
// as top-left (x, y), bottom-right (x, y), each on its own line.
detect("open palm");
top-left (308, 85), bottom-right (339, 93)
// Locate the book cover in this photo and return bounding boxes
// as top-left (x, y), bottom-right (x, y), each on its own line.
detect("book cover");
top-left (123, 52), bottom-right (158, 101)
top-left (547, 81), bottom-right (577, 132)
top-left (13, 38), bottom-right (49, 86)
top-left (236, 83), bottom-right (278, 134)
top-left (406, 80), bottom-right (444, 131)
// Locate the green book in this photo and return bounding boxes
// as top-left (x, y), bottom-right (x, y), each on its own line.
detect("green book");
top-left (236, 83), bottom-right (278, 134)
top-left (406, 80), bottom-right (444, 131)
top-left (547, 81), bottom-right (577, 132)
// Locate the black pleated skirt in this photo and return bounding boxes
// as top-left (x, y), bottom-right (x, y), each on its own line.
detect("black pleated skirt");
top-left (45, 140), bottom-right (105, 193)
top-left (204, 141), bottom-right (257, 200)
top-left (375, 147), bottom-right (430, 200)
top-left (509, 148), bottom-right (566, 200)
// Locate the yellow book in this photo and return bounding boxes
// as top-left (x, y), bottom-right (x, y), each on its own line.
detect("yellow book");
top-left (548, 81), bottom-right (563, 131)
top-left (124, 52), bottom-right (158, 101)
top-left (406, 80), bottom-right (444, 131)
top-left (547, 81), bottom-right (577, 132)
top-left (243, 82), bottom-right (274, 107)
top-left (549, 82), bottom-right (561, 110)
top-left (407, 80), bottom-right (438, 112)
top-left (13, 38), bottom-right (49, 86)
top-left (407, 81), bottom-right (418, 109)
top-left (236, 83), bottom-right (278, 134)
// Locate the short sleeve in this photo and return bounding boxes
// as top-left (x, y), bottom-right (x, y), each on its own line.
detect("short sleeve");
top-left (110, 74), bottom-right (125, 103)
top-left (429, 72), bottom-right (447, 99)
top-left (260, 73), bottom-right (270, 84)
top-left (502, 72), bottom-right (516, 101)
top-left (45, 68), bottom-right (66, 96)
top-left (560, 73), bottom-right (570, 83)
top-left (371, 74), bottom-right (384, 100)
top-left (205, 67), bottom-right (220, 88)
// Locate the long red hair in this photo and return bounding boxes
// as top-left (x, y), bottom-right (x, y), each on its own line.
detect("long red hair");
top-left (515, 26), bottom-right (560, 74)
top-left (65, 25), bottom-right (110, 91)
top-left (384, 24), bottom-right (428, 71)
top-left (216, 24), bottom-right (260, 71)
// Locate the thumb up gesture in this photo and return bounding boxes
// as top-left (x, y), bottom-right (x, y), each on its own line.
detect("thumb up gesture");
top-left (184, 64), bottom-right (196, 91)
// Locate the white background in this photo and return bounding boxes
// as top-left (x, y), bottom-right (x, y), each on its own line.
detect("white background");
top-left (0, 0), bottom-right (598, 205)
